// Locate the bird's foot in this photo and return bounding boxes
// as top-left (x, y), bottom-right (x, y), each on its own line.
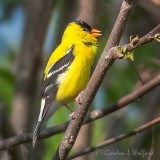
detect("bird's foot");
top-left (64, 104), bottom-right (75, 119)
top-left (75, 91), bottom-right (84, 105)
top-left (69, 112), bottom-right (75, 119)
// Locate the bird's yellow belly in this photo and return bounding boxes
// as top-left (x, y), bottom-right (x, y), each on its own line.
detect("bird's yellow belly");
top-left (56, 57), bottom-right (91, 102)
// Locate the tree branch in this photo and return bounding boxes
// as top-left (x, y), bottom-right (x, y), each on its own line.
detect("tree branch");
top-left (67, 116), bottom-right (160, 159)
top-left (85, 74), bottom-right (160, 123)
top-left (53, 1), bottom-right (138, 159)
top-left (122, 23), bottom-right (160, 52)
top-left (0, 74), bottom-right (159, 150)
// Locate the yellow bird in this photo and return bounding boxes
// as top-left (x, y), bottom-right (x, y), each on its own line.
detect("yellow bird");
top-left (32, 20), bottom-right (102, 147)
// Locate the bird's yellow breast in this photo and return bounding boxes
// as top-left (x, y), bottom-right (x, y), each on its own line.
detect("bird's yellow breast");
top-left (56, 43), bottom-right (97, 102)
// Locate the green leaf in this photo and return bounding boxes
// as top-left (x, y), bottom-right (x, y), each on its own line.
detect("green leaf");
top-left (124, 52), bottom-right (134, 61)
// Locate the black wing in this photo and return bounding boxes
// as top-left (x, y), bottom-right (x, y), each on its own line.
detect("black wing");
top-left (32, 46), bottom-right (75, 146)
top-left (41, 45), bottom-right (75, 108)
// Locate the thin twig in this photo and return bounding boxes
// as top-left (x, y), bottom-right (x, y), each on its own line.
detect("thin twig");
top-left (122, 24), bottom-right (160, 52)
top-left (67, 117), bottom-right (160, 159)
top-left (0, 74), bottom-right (159, 150)
top-left (85, 74), bottom-right (160, 123)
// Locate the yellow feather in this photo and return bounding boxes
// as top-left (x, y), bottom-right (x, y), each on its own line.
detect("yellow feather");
top-left (56, 43), bottom-right (97, 102)
top-left (44, 21), bottom-right (98, 102)
top-left (33, 21), bottom-right (101, 146)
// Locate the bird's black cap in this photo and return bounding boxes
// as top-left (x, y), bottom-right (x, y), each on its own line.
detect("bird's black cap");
top-left (74, 20), bottom-right (92, 32)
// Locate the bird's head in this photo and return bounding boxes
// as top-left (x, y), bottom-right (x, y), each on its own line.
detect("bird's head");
top-left (62, 20), bottom-right (102, 45)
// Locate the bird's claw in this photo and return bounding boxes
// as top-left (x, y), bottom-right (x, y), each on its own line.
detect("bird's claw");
top-left (75, 91), bottom-right (84, 104)
top-left (69, 112), bottom-right (75, 119)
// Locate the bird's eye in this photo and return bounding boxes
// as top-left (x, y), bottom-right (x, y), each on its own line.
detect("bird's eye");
top-left (82, 27), bottom-right (88, 31)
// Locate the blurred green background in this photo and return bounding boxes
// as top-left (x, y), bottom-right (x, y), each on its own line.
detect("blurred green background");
top-left (0, 0), bottom-right (160, 160)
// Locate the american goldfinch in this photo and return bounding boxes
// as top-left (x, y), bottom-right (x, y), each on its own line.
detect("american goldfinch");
top-left (32, 20), bottom-right (102, 147)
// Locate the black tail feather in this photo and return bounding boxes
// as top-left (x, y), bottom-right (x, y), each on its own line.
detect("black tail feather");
top-left (32, 121), bottom-right (42, 148)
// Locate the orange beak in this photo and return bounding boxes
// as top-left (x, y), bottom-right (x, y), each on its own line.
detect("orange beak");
top-left (90, 28), bottom-right (102, 37)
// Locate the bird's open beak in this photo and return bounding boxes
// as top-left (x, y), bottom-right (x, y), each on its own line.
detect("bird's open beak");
top-left (90, 29), bottom-right (102, 37)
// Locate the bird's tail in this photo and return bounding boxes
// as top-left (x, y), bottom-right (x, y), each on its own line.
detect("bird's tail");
top-left (32, 98), bottom-right (46, 148)
top-left (32, 121), bottom-right (42, 148)
top-left (32, 98), bottom-right (60, 148)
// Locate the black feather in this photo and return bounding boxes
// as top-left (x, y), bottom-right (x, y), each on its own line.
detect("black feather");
top-left (32, 121), bottom-right (42, 148)
top-left (74, 20), bottom-right (91, 32)
top-left (41, 46), bottom-right (74, 95)
top-left (32, 46), bottom-right (75, 147)
top-left (41, 45), bottom-right (74, 116)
